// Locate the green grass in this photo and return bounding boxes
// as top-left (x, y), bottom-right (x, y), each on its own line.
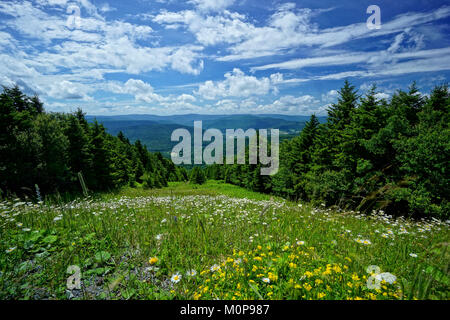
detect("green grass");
top-left (0, 181), bottom-right (449, 300)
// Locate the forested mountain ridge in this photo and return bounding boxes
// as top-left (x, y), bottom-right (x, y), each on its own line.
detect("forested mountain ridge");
top-left (86, 114), bottom-right (327, 156)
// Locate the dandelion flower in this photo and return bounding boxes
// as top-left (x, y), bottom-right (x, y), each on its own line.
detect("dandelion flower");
top-left (171, 273), bottom-right (182, 283)
top-left (149, 257), bottom-right (158, 265)
top-left (303, 283), bottom-right (312, 291)
top-left (352, 274), bottom-right (360, 281)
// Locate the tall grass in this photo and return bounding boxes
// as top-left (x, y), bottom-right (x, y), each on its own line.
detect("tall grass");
top-left (0, 181), bottom-right (448, 300)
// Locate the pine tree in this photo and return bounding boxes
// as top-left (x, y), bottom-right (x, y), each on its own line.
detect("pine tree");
top-left (65, 115), bottom-right (94, 187)
top-left (34, 114), bottom-right (69, 192)
top-left (189, 166), bottom-right (206, 185)
top-left (90, 121), bottom-right (112, 190)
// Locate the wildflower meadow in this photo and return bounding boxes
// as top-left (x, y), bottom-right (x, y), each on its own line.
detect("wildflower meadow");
top-left (1, 181), bottom-right (448, 300)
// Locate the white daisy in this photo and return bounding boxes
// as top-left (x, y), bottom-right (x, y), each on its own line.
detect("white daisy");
top-left (186, 270), bottom-right (197, 277)
top-left (262, 277), bottom-right (270, 284)
top-left (5, 247), bottom-right (16, 253)
top-left (171, 273), bottom-right (182, 283)
top-left (210, 264), bottom-right (220, 272)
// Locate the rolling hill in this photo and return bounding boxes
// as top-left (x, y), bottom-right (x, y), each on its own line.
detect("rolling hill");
top-left (86, 114), bottom-right (327, 157)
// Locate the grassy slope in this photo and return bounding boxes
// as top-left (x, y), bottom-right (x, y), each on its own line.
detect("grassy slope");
top-left (0, 181), bottom-right (449, 300)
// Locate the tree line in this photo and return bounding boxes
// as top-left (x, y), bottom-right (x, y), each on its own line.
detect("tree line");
top-left (203, 81), bottom-right (449, 218)
top-left (0, 85), bottom-right (188, 199)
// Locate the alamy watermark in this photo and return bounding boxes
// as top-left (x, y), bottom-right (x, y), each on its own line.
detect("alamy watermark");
top-left (66, 3), bottom-right (81, 29)
top-left (170, 121), bottom-right (279, 176)
top-left (367, 5), bottom-right (381, 30)
top-left (66, 265), bottom-right (81, 290)
top-left (365, 265), bottom-right (397, 290)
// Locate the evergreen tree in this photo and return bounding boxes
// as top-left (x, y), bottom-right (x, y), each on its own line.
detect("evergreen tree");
top-left (90, 121), bottom-right (113, 190)
top-left (64, 115), bottom-right (94, 187)
top-left (189, 166), bottom-right (206, 185)
top-left (34, 114), bottom-right (69, 193)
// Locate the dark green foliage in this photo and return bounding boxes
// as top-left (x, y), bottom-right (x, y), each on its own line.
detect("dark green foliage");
top-left (189, 166), bottom-right (206, 185)
top-left (0, 86), bottom-right (183, 198)
top-left (204, 82), bottom-right (449, 218)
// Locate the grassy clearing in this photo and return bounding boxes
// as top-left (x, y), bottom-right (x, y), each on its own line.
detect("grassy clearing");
top-left (0, 181), bottom-right (449, 300)
top-left (104, 181), bottom-right (278, 201)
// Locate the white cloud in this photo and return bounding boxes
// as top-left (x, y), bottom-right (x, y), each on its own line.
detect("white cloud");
top-left (106, 79), bottom-right (201, 110)
top-left (312, 50), bottom-right (450, 81)
top-left (322, 90), bottom-right (339, 103)
top-left (254, 94), bottom-right (322, 114)
top-left (0, 1), bottom-right (448, 115)
top-left (195, 68), bottom-right (280, 100)
top-left (374, 92), bottom-right (390, 100)
top-left (48, 80), bottom-right (93, 100)
top-left (154, 10), bottom-right (253, 46)
top-left (218, 5), bottom-right (450, 61)
top-left (251, 44), bottom-right (450, 84)
top-left (176, 94), bottom-right (197, 102)
top-left (107, 79), bottom-right (165, 103)
top-left (252, 53), bottom-right (370, 71)
top-left (99, 3), bottom-right (116, 13)
top-left (0, 0), bottom-right (205, 103)
top-left (189, 0), bottom-right (235, 12)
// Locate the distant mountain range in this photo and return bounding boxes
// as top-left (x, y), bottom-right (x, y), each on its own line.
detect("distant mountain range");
top-left (86, 114), bottom-right (327, 157)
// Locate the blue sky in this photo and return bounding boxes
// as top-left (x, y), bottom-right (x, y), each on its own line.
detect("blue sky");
top-left (0, 0), bottom-right (449, 115)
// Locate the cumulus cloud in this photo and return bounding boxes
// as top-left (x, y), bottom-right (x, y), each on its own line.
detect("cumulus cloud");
top-left (106, 79), bottom-right (201, 109)
top-left (195, 69), bottom-right (281, 100)
top-left (189, 0), bottom-right (235, 12)
top-left (1, 0), bottom-right (448, 115)
top-left (321, 90), bottom-right (339, 103)
top-left (154, 10), bottom-right (253, 46)
top-left (107, 79), bottom-right (164, 103)
top-left (374, 92), bottom-right (390, 100)
top-left (254, 94), bottom-right (322, 114)
top-left (0, 0), bottom-right (205, 104)
top-left (48, 80), bottom-right (93, 100)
